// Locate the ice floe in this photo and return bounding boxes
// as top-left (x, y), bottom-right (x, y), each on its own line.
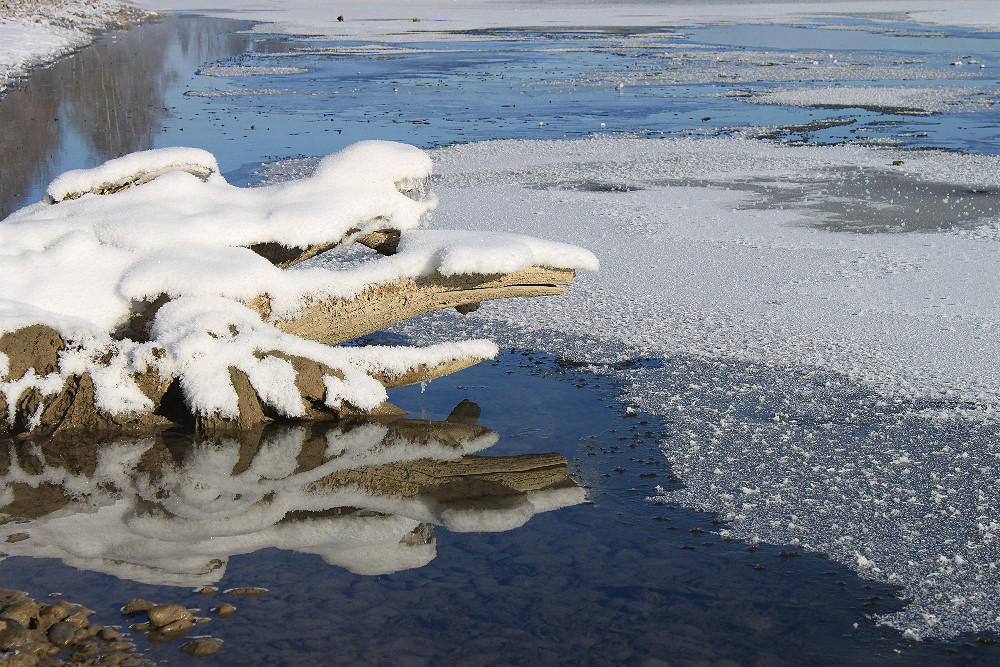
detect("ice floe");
top-left (371, 133), bottom-right (999, 640)
top-left (744, 85), bottom-right (996, 114)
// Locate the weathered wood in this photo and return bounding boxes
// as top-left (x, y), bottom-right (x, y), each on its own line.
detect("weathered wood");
top-left (46, 164), bottom-right (214, 203)
top-left (247, 266), bottom-right (575, 346)
top-left (247, 229), bottom-right (400, 269)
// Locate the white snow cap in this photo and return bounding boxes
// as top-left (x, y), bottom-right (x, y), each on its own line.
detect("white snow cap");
top-left (0, 141), bottom-right (595, 421)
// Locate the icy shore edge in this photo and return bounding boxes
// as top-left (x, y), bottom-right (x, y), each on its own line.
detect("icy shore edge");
top-left (0, 0), bottom-right (150, 97)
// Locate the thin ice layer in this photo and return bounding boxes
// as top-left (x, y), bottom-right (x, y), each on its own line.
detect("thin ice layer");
top-left (382, 133), bottom-right (999, 640)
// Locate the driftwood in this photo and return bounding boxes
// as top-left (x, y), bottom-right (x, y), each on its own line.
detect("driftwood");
top-left (2, 154), bottom-right (590, 435)
top-left (246, 266), bottom-right (574, 346)
top-left (45, 163), bottom-right (215, 203)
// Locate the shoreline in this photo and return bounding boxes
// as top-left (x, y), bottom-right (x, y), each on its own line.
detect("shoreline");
top-left (0, 0), bottom-right (150, 96)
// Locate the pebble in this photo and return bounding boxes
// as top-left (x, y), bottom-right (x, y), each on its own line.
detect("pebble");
top-left (181, 637), bottom-right (225, 657)
top-left (147, 603), bottom-right (192, 627)
top-left (1, 599), bottom-right (39, 627)
top-left (0, 590), bottom-right (154, 665)
top-left (158, 618), bottom-right (195, 634)
top-left (212, 603), bottom-right (237, 618)
top-left (5, 532), bottom-right (29, 542)
top-left (197, 587), bottom-right (219, 596)
top-left (99, 627), bottom-right (123, 641)
top-left (46, 620), bottom-right (76, 646)
top-left (223, 587), bottom-right (268, 595)
top-left (120, 598), bottom-right (154, 615)
top-left (0, 616), bottom-right (27, 650)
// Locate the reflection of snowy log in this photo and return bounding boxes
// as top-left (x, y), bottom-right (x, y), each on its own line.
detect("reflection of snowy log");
top-left (0, 410), bottom-right (584, 585)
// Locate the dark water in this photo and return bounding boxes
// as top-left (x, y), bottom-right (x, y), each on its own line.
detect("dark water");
top-left (1, 12), bottom-right (1000, 666)
top-left (3, 349), bottom-right (993, 665)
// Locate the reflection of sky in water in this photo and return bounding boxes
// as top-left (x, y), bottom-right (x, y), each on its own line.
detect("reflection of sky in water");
top-left (0, 15), bottom-right (252, 217)
top-left (2, 13), bottom-right (997, 214)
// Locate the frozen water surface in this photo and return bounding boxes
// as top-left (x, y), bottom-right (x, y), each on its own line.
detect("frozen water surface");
top-left (1, 5), bottom-right (1000, 663)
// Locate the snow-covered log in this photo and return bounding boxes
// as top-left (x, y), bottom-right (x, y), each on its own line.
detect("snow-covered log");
top-left (0, 142), bottom-right (597, 434)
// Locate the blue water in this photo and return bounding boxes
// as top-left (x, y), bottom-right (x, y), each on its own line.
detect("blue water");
top-left (2, 349), bottom-right (980, 665)
top-left (2, 10), bottom-right (996, 215)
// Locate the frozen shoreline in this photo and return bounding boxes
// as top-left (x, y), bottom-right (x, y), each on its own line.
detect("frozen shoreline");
top-left (0, 0), bottom-right (148, 96)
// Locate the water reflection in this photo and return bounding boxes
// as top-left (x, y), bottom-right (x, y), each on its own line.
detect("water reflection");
top-left (0, 402), bottom-right (583, 587)
top-left (0, 15), bottom-right (251, 218)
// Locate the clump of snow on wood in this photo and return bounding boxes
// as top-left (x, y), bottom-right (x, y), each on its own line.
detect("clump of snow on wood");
top-left (0, 140), bottom-right (594, 422)
top-left (1, 140), bottom-right (438, 329)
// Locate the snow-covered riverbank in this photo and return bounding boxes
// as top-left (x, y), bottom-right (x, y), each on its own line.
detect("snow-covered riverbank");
top-left (0, 0), bottom-right (147, 95)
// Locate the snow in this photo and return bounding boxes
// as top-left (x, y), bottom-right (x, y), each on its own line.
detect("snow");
top-left (379, 133), bottom-right (1000, 639)
top-left (0, 141), bottom-right (594, 420)
top-left (746, 85), bottom-right (996, 114)
top-left (0, 0), bottom-right (145, 95)
top-left (197, 65), bottom-right (308, 76)
top-left (2, 0), bottom-right (1000, 644)
top-left (128, 0), bottom-right (1000, 40)
top-left (414, 135), bottom-right (1000, 405)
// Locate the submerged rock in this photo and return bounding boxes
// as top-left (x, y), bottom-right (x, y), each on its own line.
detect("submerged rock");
top-left (181, 636), bottom-right (224, 657)
top-left (0, 589), bottom-right (152, 665)
top-left (146, 604), bottom-right (193, 629)
top-left (212, 603), bottom-right (236, 619)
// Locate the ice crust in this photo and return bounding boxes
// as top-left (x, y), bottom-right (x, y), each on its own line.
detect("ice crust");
top-left (0, 141), bottom-right (594, 421)
top-left (375, 134), bottom-right (999, 640)
top-left (131, 1), bottom-right (1000, 42)
top-left (746, 85), bottom-right (995, 114)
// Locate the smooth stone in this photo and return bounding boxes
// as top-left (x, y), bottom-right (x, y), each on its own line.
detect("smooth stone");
top-left (222, 587), bottom-right (268, 595)
top-left (121, 598), bottom-right (154, 615)
top-left (0, 616), bottom-right (27, 650)
top-left (212, 603), bottom-right (236, 619)
top-left (181, 637), bottom-right (224, 657)
top-left (147, 603), bottom-right (192, 628)
top-left (47, 620), bottom-right (76, 647)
